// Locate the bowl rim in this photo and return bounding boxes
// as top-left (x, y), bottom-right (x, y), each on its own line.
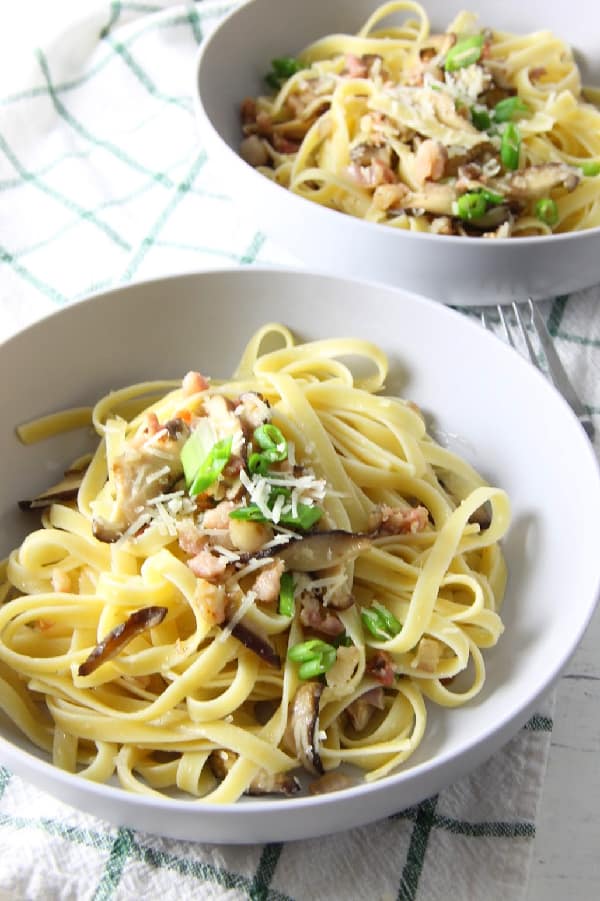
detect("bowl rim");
top-left (1, 265), bottom-right (600, 819)
top-left (193, 0), bottom-right (600, 247)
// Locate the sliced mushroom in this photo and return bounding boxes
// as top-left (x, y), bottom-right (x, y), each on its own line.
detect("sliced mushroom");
top-left (228, 620), bottom-right (281, 669)
top-left (289, 681), bottom-right (324, 775)
top-left (78, 606), bottom-right (167, 677)
top-left (350, 142), bottom-right (393, 168)
top-left (462, 204), bottom-right (513, 232)
top-left (274, 530), bottom-right (372, 572)
top-left (19, 464), bottom-right (88, 511)
top-left (468, 500), bottom-right (493, 530)
top-left (391, 182), bottom-right (457, 217)
top-left (501, 163), bottom-right (580, 200)
top-left (309, 771), bottom-right (355, 795)
top-left (209, 749), bottom-right (300, 796)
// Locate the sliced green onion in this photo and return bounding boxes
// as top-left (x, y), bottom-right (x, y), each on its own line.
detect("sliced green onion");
top-left (180, 420), bottom-right (215, 485)
top-left (361, 603), bottom-right (402, 641)
top-left (265, 56), bottom-right (303, 89)
top-left (480, 188), bottom-right (504, 205)
top-left (455, 192), bottom-right (488, 220)
top-left (254, 424), bottom-right (288, 460)
top-left (581, 161), bottom-right (600, 176)
top-left (229, 504), bottom-right (266, 522)
top-left (278, 572), bottom-right (295, 617)
top-left (493, 97), bottom-right (530, 123)
top-left (372, 602), bottom-right (402, 637)
top-left (189, 436), bottom-right (232, 496)
top-left (444, 34), bottom-right (484, 72)
top-left (471, 106), bottom-right (491, 131)
top-left (288, 639), bottom-right (333, 662)
top-left (332, 633), bottom-right (353, 648)
top-left (229, 501), bottom-right (323, 530)
top-left (535, 197), bottom-right (559, 226)
top-left (500, 123), bottom-right (521, 171)
top-left (288, 638), bottom-right (337, 679)
top-left (248, 452), bottom-right (270, 475)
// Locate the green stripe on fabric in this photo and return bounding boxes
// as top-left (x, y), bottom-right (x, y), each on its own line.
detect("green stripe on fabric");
top-left (187, 3), bottom-right (204, 45)
top-left (105, 35), bottom-right (191, 110)
top-left (547, 295), bottom-right (569, 336)
top-left (0, 767), bottom-right (11, 799)
top-left (0, 133), bottom-right (130, 251)
top-left (153, 240), bottom-right (248, 260)
top-left (524, 714), bottom-right (553, 731)
top-left (434, 816), bottom-right (535, 838)
top-left (249, 843), bottom-right (283, 901)
top-left (131, 839), bottom-right (255, 894)
top-left (397, 796), bottom-right (438, 901)
top-left (0, 245), bottom-right (68, 304)
top-left (35, 49), bottom-right (180, 189)
top-left (100, 1), bottom-right (123, 39)
top-left (93, 827), bottom-right (135, 901)
top-left (121, 150), bottom-right (208, 281)
top-left (240, 232), bottom-right (267, 265)
top-left (0, 812), bottom-right (115, 851)
top-left (553, 329), bottom-right (600, 348)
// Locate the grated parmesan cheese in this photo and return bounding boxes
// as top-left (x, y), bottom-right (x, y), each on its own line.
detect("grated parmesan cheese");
top-left (216, 589), bottom-right (257, 644)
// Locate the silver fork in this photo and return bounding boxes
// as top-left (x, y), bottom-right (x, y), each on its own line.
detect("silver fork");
top-left (481, 299), bottom-right (594, 440)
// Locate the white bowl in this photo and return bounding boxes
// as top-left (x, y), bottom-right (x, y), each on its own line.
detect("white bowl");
top-left (194, 0), bottom-right (600, 306)
top-left (0, 268), bottom-right (599, 843)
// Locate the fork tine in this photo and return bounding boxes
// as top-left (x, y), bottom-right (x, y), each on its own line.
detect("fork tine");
top-left (496, 305), bottom-right (514, 347)
top-left (511, 301), bottom-right (540, 369)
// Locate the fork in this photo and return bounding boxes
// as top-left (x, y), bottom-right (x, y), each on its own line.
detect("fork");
top-left (481, 299), bottom-right (594, 441)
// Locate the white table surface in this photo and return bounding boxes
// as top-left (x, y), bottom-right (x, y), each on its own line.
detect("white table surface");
top-left (1, 4), bottom-right (599, 899)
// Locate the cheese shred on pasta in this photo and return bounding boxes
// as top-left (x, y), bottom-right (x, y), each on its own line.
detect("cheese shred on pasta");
top-left (0, 325), bottom-right (510, 801)
top-left (239, 2), bottom-right (600, 237)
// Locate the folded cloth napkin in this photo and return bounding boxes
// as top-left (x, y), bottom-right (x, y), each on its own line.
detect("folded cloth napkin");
top-left (0, 2), bottom-right (598, 899)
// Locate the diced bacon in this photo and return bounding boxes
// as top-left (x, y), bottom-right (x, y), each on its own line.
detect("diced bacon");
top-left (188, 548), bottom-right (228, 582)
top-left (236, 392), bottom-right (271, 433)
top-left (177, 520), bottom-right (208, 556)
top-left (182, 371), bottom-right (209, 396)
top-left (252, 559), bottom-right (285, 603)
top-left (370, 504), bottom-right (429, 535)
top-left (240, 97), bottom-right (257, 124)
top-left (300, 594), bottom-right (345, 637)
top-left (529, 66), bottom-right (546, 82)
top-left (272, 134), bottom-right (301, 154)
top-left (256, 111), bottom-right (273, 135)
top-left (130, 412), bottom-right (161, 448)
top-left (202, 500), bottom-right (236, 530)
top-left (344, 53), bottom-right (369, 78)
top-left (195, 582), bottom-right (227, 625)
top-left (51, 569), bottom-right (72, 593)
top-left (223, 455), bottom-right (244, 479)
top-left (348, 159), bottom-right (396, 188)
top-left (414, 139), bottom-right (448, 184)
top-left (240, 134), bottom-right (270, 167)
top-left (366, 650), bottom-right (396, 686)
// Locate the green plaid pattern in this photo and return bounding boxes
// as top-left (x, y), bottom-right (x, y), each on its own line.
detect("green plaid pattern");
top-left (1, 2), bottom-right (598, 898)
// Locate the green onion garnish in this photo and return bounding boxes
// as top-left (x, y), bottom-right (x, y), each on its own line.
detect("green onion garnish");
top-left (361, 602), bottom-right (402, 641)
top-left (581, 161), bottom-right (600, 176)
top-left (229, 501), bottom-right (323, 530)
top-left (288, 638), bottom-right (336, 680)
top-left (444, 34), bottom-right (485, 72)
top-left (181, 422), bottom-right (233, 496)
top-left (480, 188), bottom-right (504, 205)
top-left (248, 452), bottom-right (270, 475)
top-left (535, 197), bottom-right (559, 226)
top-left (278, 572), bottom-right (295, 617)
top-left (265, 56), bottom-right (303, 89)
top-left (189, 437), bottom-right (233, 496)
top-left (253, 424), bottom-right (288, 461)
top-left (471, 106), bottom-right (491, 131)
top-left (500, 123), bottom-right (521, 171)
top-left (455, 192), bottom-right (488, 220)
top-left (493, 97), bottom-right (530, 123)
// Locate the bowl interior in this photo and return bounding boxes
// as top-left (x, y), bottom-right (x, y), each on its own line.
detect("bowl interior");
top-left (0, 268), bottom-right (599, 841)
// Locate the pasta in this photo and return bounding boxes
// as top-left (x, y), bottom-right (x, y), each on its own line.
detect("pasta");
top-left (0, 324), bottom-right (510, 801)
top-left (239, 1), bottom-right (600, 237)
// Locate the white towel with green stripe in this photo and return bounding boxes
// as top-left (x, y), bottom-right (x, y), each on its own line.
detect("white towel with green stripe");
top-left (0, 2), bottom-right (598, 900)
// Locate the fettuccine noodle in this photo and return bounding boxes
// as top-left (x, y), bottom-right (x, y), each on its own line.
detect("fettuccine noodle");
top-left (0, 324), bottom-right (510, 801)
top-left (239, 2), bottom-right (600, 237)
